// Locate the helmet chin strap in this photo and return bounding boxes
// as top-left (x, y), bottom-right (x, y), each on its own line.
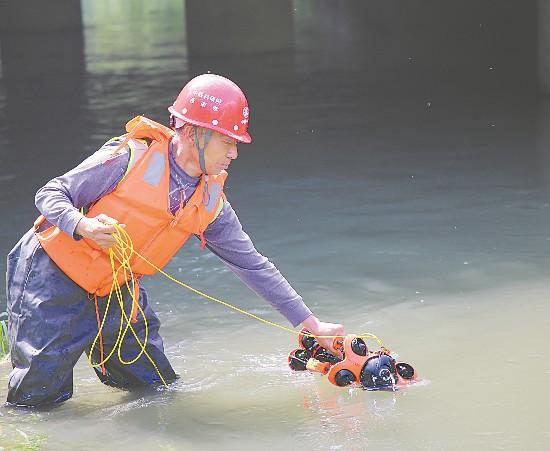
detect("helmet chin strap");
top-left (193, 127), bottom-right (213, 174)
top-left (193, 127), bottom-right (213, 205)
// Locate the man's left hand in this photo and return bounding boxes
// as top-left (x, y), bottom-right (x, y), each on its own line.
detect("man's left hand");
top-left (300, 315), bottom-right (345, 357)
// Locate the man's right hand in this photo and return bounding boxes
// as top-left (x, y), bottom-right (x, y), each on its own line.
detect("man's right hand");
top-left (75, 213), bottom-right (125, 249)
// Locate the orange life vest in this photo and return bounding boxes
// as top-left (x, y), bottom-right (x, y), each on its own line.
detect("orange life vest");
top-left (34, 116), bottom-right (227, 296)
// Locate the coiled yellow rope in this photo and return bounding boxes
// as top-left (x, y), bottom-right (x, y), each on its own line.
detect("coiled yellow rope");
top-left (88, 227), bottom-right (168, 386)
top-left (89, 224), bottom-right (384, 387)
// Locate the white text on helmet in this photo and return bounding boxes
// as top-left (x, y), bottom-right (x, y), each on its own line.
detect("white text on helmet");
top-left (193, 91), bottom-right (223, 104)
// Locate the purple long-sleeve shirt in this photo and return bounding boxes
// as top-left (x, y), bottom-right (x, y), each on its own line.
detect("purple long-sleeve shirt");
top-left (34, 137), bottom-right (312, 326)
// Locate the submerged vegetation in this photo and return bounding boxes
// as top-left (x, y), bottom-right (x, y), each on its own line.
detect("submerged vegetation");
top-left (0, 311), bottom-right (8, 359)
top-left (4, 430), bottom-right (48, 451)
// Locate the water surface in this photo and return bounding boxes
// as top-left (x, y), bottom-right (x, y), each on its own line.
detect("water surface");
top-left (0, 2), bottom-right (549, 450)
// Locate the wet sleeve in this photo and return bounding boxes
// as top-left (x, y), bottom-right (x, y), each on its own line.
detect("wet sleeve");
top-left (34, 138), bottom-right (131, 239)
top-left (203, 200), bottom-right (313, 327)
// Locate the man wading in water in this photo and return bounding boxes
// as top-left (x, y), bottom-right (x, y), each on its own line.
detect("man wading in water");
top-left (5, 74), bottom-right (344, 406)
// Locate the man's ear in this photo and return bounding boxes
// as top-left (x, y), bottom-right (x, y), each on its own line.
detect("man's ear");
top-left (183, 124), bottom-right (196, 145)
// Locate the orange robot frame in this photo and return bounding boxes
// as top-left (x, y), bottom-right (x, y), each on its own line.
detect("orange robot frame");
top-left (288, 329), bottom-right (417, 390)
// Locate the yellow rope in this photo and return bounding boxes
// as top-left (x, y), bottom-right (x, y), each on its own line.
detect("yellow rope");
top-left (89, 224), bottom-right (384, 387)
top-left (130, 248), bottom-right (384, 346)
top-left (88, 226), bottom-right (168, 386)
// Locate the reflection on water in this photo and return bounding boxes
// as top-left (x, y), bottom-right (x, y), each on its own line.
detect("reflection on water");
top-left (1, 1), bottom-right (550, 450)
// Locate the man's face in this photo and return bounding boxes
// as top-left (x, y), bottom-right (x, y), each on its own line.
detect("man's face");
top-left (204, 131), bottom-right (238, 175)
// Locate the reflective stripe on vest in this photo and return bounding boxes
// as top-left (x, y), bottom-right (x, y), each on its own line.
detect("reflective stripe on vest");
top-left (123, 138), bottom-right (149, 181)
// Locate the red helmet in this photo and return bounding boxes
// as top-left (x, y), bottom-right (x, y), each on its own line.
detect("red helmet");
top-left (168, 74), bottom-right (252, 143)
